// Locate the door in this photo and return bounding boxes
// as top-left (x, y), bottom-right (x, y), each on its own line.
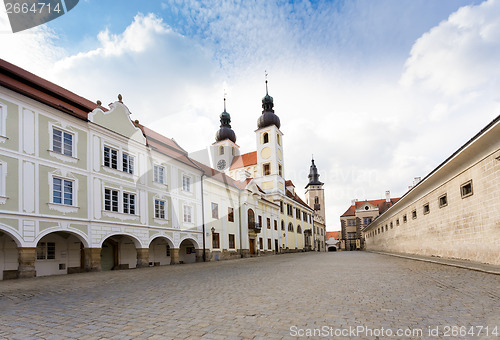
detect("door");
top-left (101, 240), bottom-right (117, 271)
top-left (275, 240), bottom-right (279, 253)
top-left (249, 238), bottom-right (255, 255)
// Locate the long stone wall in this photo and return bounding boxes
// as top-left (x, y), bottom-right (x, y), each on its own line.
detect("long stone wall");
top-left (365, 117), bottom-right (500, 265)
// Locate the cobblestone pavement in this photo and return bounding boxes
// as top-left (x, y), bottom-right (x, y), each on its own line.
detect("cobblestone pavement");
top-left (1, 252), bottom-right (499, 340)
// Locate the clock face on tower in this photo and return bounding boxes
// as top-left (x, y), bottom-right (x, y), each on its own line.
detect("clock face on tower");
top-left (217, 159), bottom-right (226, 170)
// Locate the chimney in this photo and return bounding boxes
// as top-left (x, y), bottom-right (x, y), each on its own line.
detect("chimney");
top-left (351, 199), bottom-right (358, 206)
top-left (385, 190), bottom-right (390, 202)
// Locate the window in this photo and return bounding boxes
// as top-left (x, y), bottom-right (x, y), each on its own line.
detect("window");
top-left (278, 164), bottom-right (282, 177)
top-left (403, 214), bottom-right (407, 223)
top-left (229, 234), bottom-right (235, 249)
top-left (276, 133), bottom-right (281, 145)
top-left (274, 220), bottom-right (277, 230)
top-left (288, 223), bottom-right (294, 232)
top-left (104, 188), bottom-right (119, 212)
top-left (219, 146), bottom-right (224, 155)
top-left (183, 205), bottom-right (193, 223)
top-left (281, 220), bottom-right (285, 230)
top-left (211, 202), bottom-right (218, 219)
top-left (390, 222), bottom-right (393, 229)
top-left (37, 242), bottom-right (55, 260)
top-left (228, 207), bottom-right (234, 222)
top-left (259, 238), bottom-right (263, 249)
top-left (297, 225), bottom-right (302, 234)
top-left (258, 215), bottom-right (262, 229)
top-left (296, 209), bottom-right (300, 219)
top-left (103, 146), bottom-right (118, 169)
top-left (263, 163), bottom-right (271, 176)
top-left (267, 238), bottom-right (272, 249)
top-left (412, 210), bottom-right (417, 219)
top-left (461, 180), bottom-right (473, 198)
top-left (280, 201), bottom-right (283, 213)
top-left (53, 177), bottom-right (73, 205)
top-left (363, 218), bottom-right (372, 225)
top-left (423, 203), bottom-right (430, 215)
top-left (52, 128), bottom-right (73, 157)
top-left (123, 193), bottom-right (136, 214)
top-left (122, 153), bottom-right (134, 174)
top-left (267, 217), bottom-right (271, 229)
top-left (348, 232), bottom-right (356, 239)
top-left (154, 165), bottom-right (165, 184)
top-left (303, 211), bottom-right (307, 220)
top-left (212, 232), bottom-right (220, 249)
top-left (439, 194), bottom-right (448, 208)
top-left (182, 175), bottom-right (192, 192)
top-left (396, 219), bottom-right (400, 226)
top-left (155, 199), bottom-right (166, 219)
top-left (263, 132), bottom-right (269, 144)
top-left (248, 209), bottom-right (255, 228)
top-left (385, 225), bottom-right (388, 231)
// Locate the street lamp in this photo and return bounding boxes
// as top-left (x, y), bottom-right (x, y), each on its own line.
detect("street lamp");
top-left (211, 227), bottom-right (215, 234)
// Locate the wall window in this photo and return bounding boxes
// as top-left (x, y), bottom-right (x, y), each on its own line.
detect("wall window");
top-left (403, 214), bottom-right (407, 223)
top-left (211, 202), bottom-right (218, 219)
top-left (296, 209), bottom-right (301, 219)
top-left (280, 201), bottom-right (283, 213)
top-left (259, 237), bottom-right (263, 249)
top-left (288, 222), bottom-right (294, 232)
top-left (53, 177), bottom-right (73, 205)
top-left (263, 132), bottom-right (269, 144)
top-left (439, 194), bottom-right (448, 208)
top-left (219, 146), bottom-right (224, 155)
top-left (281, 220), bottom-right (285, 230)
top-left (228, 234), bottom-right (235, 249)
top-left (390, 222), bottom-right (393, 229)
top-left (278, 164), bottom-right (282, 177)
top-left (154, 165), bottom-right (165, 184)
top-left (276, 133), bottom-right (281, 145)
top-left (412, 210), bottom-right (417, 219)
top-left (396, 219), bottom-right (400, 226)
top-left (183, 205), bottom-right (193, 223)
top-left (123, 193), bottom-right (136, 214)
top-left (274, 220), bottom-right (277, 230)
top-left (182, 175), bottom-right (192, 192)
top-left (103, 146), bottom-right (118, 169)
top-left (122, 153), bottom-right (134, 174)
top-left (461, 180), bottom-right (473, 198)
top-left (303, 211), bottom-right (307, 221)
top-left (267, 238), bottom-right (272, 249)
top-left (423, 203), bottom-right (430, 215)
top-left (363, 217), bottom-right (372, 225)
top-left (267, 217), bottom-right (271, 229)
top-left (263, 163), bottom-right (271, 176)
top-left (228, 207), bottom-right (234, 222)
top-left (36, 242), bottom-right (55, 260)
top-left (212, 232), bottom-right (220, 249)
top-left (104, 188), bottom-right (119, 212)
top-left (258, 215), bottom-right (262, 229)
top-left (297, 225), bottom-right (302, 234)
top-left (155, 199), bottom-right (166, 219)
top-left (52, 127), bottom-right (73, 157)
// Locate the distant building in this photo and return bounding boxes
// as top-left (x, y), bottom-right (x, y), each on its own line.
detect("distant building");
top-left (304, 158), bottom-right (326, 251)
top-left (364, 114), bottom-right (500, 265)
top-left (340, 193), bottom-right (399, 251)
top-left (326, 231), bottom-right (340, 251)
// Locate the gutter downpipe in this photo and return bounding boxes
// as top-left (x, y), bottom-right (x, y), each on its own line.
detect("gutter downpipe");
top-left (238, 189), bottom-right (243, 257)
top-left (201, 173), bottom-right (207, 262)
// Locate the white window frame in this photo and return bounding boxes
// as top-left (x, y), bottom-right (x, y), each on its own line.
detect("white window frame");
top-left (211, 202), bottom-right (218, 219)
top-left (52, 177), bottom-right (74, 206)
top-left (122, 192), bottom-right (136, 215)
top-left (183, 204), bottom-right (193, 224)
top-left (0, 104), bottom-right (7, 142)
top-left (102, 185), bottom-right (139, 220)
top-left (154, 199), bottom-right (167, 219)
top-left (0, 162), bottom-right (7, 204)
top-left (48, 122), bottom-right (78, 163)
top-left (153, 164), bottom-right (166, 184)
top-left (104, 188), bottom-right (119, 212)
top-left (103, 145), bottom-right (119, 170)
top-left (48, 171), bottom-right (79, 213)
top-left (36, 241), bottom-right (56, 260)
top-left (182, 174), bottom-right (192, 193)
top-left (102, 142), bottom-right (136, 176)
top-left (122, 152), bottom-right (135, 175)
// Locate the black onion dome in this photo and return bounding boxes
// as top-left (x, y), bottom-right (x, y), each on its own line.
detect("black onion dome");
top-left (305, 158), bottom-right (323, 189)
top-left (215, 102), bottom-right (236, 143)
top-left (257, 83), bottom-right (281, 129)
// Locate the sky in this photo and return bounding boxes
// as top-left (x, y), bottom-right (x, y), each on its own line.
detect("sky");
top-left (1, 0), bottom-right (499, 230)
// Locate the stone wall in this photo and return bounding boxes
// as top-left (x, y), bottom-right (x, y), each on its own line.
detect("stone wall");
top-left (365, 118), bottom-right (500, 265)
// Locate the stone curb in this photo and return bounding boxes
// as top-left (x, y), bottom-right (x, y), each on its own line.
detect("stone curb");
top-left (369, 251), bottom-right (500, 276)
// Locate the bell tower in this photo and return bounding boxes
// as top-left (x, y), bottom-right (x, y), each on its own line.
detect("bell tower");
top-left (254, 77), bottom-right (285, 195)
top-left (305, 157), bottom-right (325, 221)
top-left (212, 97), bottom-right (239, 171)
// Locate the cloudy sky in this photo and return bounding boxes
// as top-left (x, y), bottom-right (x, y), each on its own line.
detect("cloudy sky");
top-left (1, 0), bottom-right (499, 230)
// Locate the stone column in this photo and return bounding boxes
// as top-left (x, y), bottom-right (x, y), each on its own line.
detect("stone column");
top-left (84, 248), bottom-right (102, 272)
top-left (17, 247), bottom-right (36, 279)
top-left (170, 248), bottom-right (180, 264)
top-left (136, 248), bottom-right (149, 268)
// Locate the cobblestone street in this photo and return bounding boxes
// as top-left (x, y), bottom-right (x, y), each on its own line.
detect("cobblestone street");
top-left (0, 252), bottom-right (499, 339)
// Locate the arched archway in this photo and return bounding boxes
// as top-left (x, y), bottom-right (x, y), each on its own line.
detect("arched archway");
top-left (149, 236), bottom-right (174, 266)
top-left (178, 238), bottom-right (198, 264)
top-left (0, 230), bottom-right (21, 280)
top-left (100, 234), bottom-right (143, 271)
top-left (35, 231), bottom-right (88, 277)
top-left (328, 246), bottom-right (337, 252)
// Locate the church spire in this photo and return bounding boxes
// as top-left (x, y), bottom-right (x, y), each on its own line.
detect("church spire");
top-left (257, 73), bottom-right (280, 129)
top-left (215, 94), bottom-right (236, 143)
top-left (305, 157), bottom-right (324, 188)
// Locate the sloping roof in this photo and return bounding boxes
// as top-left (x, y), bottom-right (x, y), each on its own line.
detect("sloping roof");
top-left (0, 58), bottom-right (99, 120)
top-left (286, 189), bottom-right (311, 211)
top-left (191, 159), bottom-right (245, 190)
top-left (285, 180), bottom-right (295, 187)
top-left (326, 231), bottom-right (340, 240)
top-left (230, 151), bottom-right (257, 170)
top-left (340, 198), bottom-right (400, 217)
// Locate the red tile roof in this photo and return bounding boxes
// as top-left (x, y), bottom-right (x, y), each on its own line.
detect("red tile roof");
top-left (230, 151), bottom-right (257, 170)
top-left (285, 180), bottom-right (295, 187)
top-left (326, 231), bottom-right (340, 240)
top-left (0, 58), bottom-right (99, 121)
top-left (285, 189), bottom-right (311, 211)
top-left (340, 198), bottom-right (400, 217)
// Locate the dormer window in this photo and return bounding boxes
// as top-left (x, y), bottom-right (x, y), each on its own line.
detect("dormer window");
top-left (364, 206), bottom-right (369, 210)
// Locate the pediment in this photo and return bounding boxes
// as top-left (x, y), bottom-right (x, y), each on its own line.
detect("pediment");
top-left (89, 101), bottom-right (146, 145)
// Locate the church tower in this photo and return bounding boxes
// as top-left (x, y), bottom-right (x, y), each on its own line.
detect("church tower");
top-left (212, 97), bottom-right (239, 171)
top-left (254, 78), bottom-right (285, 195)
top-left (305, 158), bottom-right (325, 221)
